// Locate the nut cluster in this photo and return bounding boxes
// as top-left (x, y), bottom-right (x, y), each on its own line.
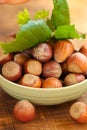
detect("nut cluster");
top-left (0, 40), bottom-right (87, 88)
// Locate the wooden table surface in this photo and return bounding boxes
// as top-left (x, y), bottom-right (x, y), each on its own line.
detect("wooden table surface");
top-left (0, 0), bottom-right (87, 130)
top-left (1, 87), bottom-right (87, 130)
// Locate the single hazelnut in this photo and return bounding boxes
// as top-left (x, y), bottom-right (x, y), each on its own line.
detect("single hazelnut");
top-left (19, 74), bottom-right (41, 88)
top-left (2, 61), bottom-right (22, 81)
top-left (24, 59), bottom-right (42, 76)
top-left (69, 102), bottom-right (87, 123)
top-left (54, 40), bottom-right (74, 63)
top-left (32, 43), bottom-right (53, 62)
top-left (42, 60), bottom-right (62, 78)
top-left (67, 52), bottom-right (87, 73)
top-left (64, 73), bottom-right (85, 86)
top-left (42, 77), bottom-right (62, 88)
top-left (14, 53), bottom-right (28, 65)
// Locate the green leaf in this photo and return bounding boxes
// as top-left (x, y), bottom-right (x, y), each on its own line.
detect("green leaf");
top-left (54, 25), bottom-right (84, 39)
top-left (46, 18), bottom-right (55, 31)
top-left (0, 20), bottom-right (52, 53)
top-left (51, 0), bottom-right (70, 29)
top-left (34, 9), bottom-right (49, 20)
top-left (17, 8), bottom-right (31, 26)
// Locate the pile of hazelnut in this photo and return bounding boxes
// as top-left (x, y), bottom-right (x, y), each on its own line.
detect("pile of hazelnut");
top-left (0, 39), bottom-right (87, 88)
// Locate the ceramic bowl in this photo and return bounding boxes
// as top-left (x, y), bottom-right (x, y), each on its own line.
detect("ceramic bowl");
top-left (0, 74), bottom-right (87, 105)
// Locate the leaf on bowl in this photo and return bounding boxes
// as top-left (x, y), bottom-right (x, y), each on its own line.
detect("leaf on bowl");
top-left (0, 20), bottom-right (52, 53)
top-left (34, 9), bottom-right (49, 20)
top-left (50, 0), bottom-right (70, 29)
top-left (54, 25), bottom-right (85, 39)
top-left (17, 8), bottom-right (31, 26)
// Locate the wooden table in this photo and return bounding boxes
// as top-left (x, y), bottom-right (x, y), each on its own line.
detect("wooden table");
top-left (1, 87), bottom-right (87, 130)
top-left (0, 0), bottom-right (87, 129)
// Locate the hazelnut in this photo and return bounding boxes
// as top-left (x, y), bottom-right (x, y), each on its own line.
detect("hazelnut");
top-left (19, 74), bottom-right (41, 88)
top-left (42, 77), bottom-right (62, 88)
top-left (54, 40), bottom-right (74, 63)
top-left (32, 43), bottom-right (53, 62)
top-left (64, 73), bottom-right (85, 86)
top-left (80, 45), bottom-right (87, 57)
top-left (14, 53), bottom-right (28, 65)
top-left (24, 59), bottom-right (42, 76)
top-left (69, 102), bottom-right (87, 123)
top-left (2, 61), bottom-right (22, 81)
top-left (67, 52), bottom-right (87, 73)
top-left (0, 48), bottom-right (13, 65)
top-left (42, 60), bottom-right (62, 78)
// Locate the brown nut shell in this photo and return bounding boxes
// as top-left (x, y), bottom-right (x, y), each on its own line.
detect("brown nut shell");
top-left (64, 73), bottom-right (85, 86)
top-left (67, 52), bottom-right (87, 73)
top-left (80, 45), bottom-right (87, 57)
top-left (32, 43), bottom-right (53, 62)
top-left (42, 60), bottom-right (62, 78)
top-left (54, 40), bottom-right (74, 63)
top-left (2, 61), bottom-right (22, 81)
top-left (24, 59), bottom-right (42, 76)
top-left (42, 77), bottom-right (62, 88)
top-left (69, 102), bottom-right (87, 123)
top-left (0, 48), bottom-right (13, 65)
top-left (19, 74), bottom-right (41, 88)
top-left (14, 53), bottom-right (28, 65)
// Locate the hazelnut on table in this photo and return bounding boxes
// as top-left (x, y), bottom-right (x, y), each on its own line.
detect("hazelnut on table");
top-left (69, 102), bottom-right (87, 123)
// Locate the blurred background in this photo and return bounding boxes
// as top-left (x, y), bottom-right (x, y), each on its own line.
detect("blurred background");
top-left (0, 0), bottom-right (87, 40)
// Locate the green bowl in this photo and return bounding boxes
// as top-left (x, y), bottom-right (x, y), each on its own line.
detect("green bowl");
top-left (0, 74), bottom-right (87, 105)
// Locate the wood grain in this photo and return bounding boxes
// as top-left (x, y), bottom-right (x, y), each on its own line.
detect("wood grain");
top-left (1, 87), bottom-right (87, 130)
top-left (0, 0), bottom-right (87, 129)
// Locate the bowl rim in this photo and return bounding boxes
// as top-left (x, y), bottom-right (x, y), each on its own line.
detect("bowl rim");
top-left (0, 74), bottom-right (87, 91)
